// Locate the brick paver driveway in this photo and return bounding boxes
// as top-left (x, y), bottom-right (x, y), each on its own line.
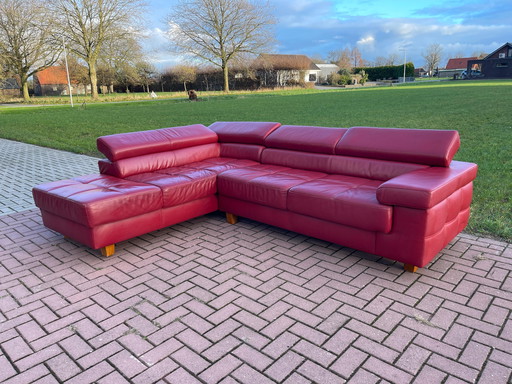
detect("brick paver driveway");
top-left (0, 139), bottom-right (511, 383)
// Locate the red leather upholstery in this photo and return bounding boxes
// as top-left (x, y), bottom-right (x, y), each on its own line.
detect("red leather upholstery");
top-left (288, 175), bottom-right (392, 233)
top-left (336, 127), bottom-right (460, 166)
top-left (40, 209), bottom-right (163, 250)
top-left (329, 156), bottom-right (428, 181)
top-left (33, 175), bottom-right (162, 227)
top-left (97, 124), bottom-right (217, 161)
top-left (127, 167), bottom-right (217, 207)
top-left (375, 182), bottom-right (474, 267)
top-left (265, 125), bottom-right (348, 154)
top-left (262, 149), bottom-right (428, 180)
top-left (218, 165), bottom-right (326, 210)
top-left (218, 195), bottom-right (377, 255)
top-left (33, 122), bottom-right (477, 270)
top-left (219, 143), bottom-right (265, 162)
top-left (209, 121), bottom-right (281, 144)
top-left (377, 161), bottom-right (478, 209)
top-left (99, 143), bottom-right (220, 178)
top-left (185, 158), bottom-right (258, 173)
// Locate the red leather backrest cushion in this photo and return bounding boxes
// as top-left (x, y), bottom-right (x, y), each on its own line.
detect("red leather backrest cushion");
top-left (262, 149), bottom-right (428, 180)
top-left (220, 143), bottom-right (265, 162)
top-left (265, 125), bottom-right (348, 154)
top-left (99, 143), bottom-right (220, 178)
top-left (97, 124), bottom-right (217, 162)
top-left (209, 122), bottom-right (281, 145)
top-left (336, 127), bottom-right (460, 167)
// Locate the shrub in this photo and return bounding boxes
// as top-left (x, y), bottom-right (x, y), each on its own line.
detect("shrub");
top-left (354, 63), bottom-right (414, 81)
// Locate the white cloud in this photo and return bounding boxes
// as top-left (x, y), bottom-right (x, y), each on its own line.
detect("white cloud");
top-left (143, 0), bottom-right (511, 69)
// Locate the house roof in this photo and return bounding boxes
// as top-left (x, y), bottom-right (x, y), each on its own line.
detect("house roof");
top-left (255, 54), bottom-right (320, 71)
top-left (315, 64), bottom-right (340, 69)
top-left (35, 66), bottom-right (68, 85)
top-left (445, 57), bottom-right (477, 70)
top-left (484, 42), bottom-right (512, 59)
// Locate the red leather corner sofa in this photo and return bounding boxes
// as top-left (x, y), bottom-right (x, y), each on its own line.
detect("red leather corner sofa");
top-left (33, 122), bottom-right (477, 272)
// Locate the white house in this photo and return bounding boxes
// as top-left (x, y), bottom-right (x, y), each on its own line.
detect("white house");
top-left (315, 63), bottom-right (340, 83)
top-left (254, 54), bottom-right (321, 86)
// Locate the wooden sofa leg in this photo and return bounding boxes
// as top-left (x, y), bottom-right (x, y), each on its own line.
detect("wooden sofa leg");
top-left (404, 263), bottom-right (418, 273)
top-left (226, 213), bottom-right (238, 224)
top-left (100, 244), bottom-right (115, 257)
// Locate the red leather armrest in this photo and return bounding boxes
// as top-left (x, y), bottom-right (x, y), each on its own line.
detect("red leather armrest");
top-left (377, 161), bottom-right (478, 209)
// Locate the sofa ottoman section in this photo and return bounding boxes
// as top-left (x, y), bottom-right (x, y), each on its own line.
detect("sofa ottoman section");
top-left (33, 174), bottom-right (163, 256)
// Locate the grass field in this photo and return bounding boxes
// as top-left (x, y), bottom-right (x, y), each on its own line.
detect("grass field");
top-left (1, 80), bottom-right (511, 241)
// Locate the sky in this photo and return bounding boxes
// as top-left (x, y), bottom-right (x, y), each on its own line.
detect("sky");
top-left (143, 0), bottom-right (511, 69)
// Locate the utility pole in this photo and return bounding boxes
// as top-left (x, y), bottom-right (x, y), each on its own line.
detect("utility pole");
top-left (62, 37), bottom-right (74, 107)
top-left (399, 47), bottom-right (407, 83)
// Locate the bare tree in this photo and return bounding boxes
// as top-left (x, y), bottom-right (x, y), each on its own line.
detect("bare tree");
top-left (351, 47), bottom-right (364, 68)
top-left (422, 43), bottom-right (443, 76)
top-left (0, 0), bottom-right (60, 101)
top-left (386, 53), bottom-right (400, 65)
top-left (170, 65), bottom-right (198, 92)
top-left (166, 0), bottom-right (276, 92)
top-left (472, 51), bottom-right (488, 59)
top-left (98, 35), bottom-right (144, 93)
top-left (327, 48), bottom-right (351, 71)
top-left (136, 61), bottom-right (158, 92)
top-left (328, 47), bottom-right (364, 70)
top-left (58, 55), bottom-right (89, 94)
top-left (49, 0), bottom-right (146, 99)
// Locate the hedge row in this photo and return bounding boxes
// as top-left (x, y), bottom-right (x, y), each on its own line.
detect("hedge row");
top-left (354, 63), bottom-right (415, 81)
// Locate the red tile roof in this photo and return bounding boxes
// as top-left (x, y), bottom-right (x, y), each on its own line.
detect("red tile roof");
top-left (254, 54), bottom-right (320, 70)
top-left (35, 66), bottom-right (68, 85)
top-left (445, 57), bottom-right (477, 70)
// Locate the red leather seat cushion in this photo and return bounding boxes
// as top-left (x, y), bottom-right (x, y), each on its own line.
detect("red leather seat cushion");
top-left (127, 167), bottom-right (217, 207)
top-left (32, 175), bottom-right (162, 227)
top-left (288, 175), bottom-right (392, 233)
top-left (186, 158), bottom-right (258, 173)
top-left (218, 165), bottom-right (326, 209)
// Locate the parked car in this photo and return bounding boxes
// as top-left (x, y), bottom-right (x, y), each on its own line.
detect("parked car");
top-left (460, 70), bottom-right (483, 79)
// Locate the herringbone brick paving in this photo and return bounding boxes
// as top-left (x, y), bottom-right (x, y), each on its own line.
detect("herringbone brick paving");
top-left (0, 139), bottom-right (98, 216)
top-left (1, 138), bottom-right (511, 383)
top-left (1, 208), bottom-right (511, 383)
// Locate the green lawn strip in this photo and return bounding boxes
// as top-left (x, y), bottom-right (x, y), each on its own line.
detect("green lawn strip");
top-left (1, 80), bottom-right (511, 241)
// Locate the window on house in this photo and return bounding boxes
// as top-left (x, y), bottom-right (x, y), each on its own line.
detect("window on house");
top-left (309, 74), bottom-right (317, 82)
top-left (496, 62), bottom-right (509, 68)
top-left (508, 48), bottom-right (512, 57)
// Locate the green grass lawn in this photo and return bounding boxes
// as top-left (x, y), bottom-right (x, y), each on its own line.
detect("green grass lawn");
top-left (1, 80), bottom-right (511, 241)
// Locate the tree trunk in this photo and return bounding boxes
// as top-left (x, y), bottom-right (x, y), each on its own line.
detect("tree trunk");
top-left (88, 61), bottom-right (99, 99)
top-left (21, 79), bottom-right (30, 101)
top-left (183, 82), bottom-right (187, 92)
top-left (222, 63), bottom-right (229, 92)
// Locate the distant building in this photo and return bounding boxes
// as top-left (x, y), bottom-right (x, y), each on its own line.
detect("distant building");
top-left (34, 66), bottom-right (90, 96)
top-left (315, 63), bottom-right (340, 84)
top-left (34, 66), bottom-right (69, 96)
top-left (0, 78), bottom-right (20, 97)
top-left (445, 57), bottom-right (478, 71)
top-left (253, 54), bottom-right (321, 87)
top-left (414, 67), bottom-right (428, 77)
top-left (438, 57), bottom-right (478, 78)
top-left (467, 42), bottom-right (512, 78)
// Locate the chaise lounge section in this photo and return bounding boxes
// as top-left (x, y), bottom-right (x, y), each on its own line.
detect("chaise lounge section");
top-left (33, 122), bottom-right (477, 271)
